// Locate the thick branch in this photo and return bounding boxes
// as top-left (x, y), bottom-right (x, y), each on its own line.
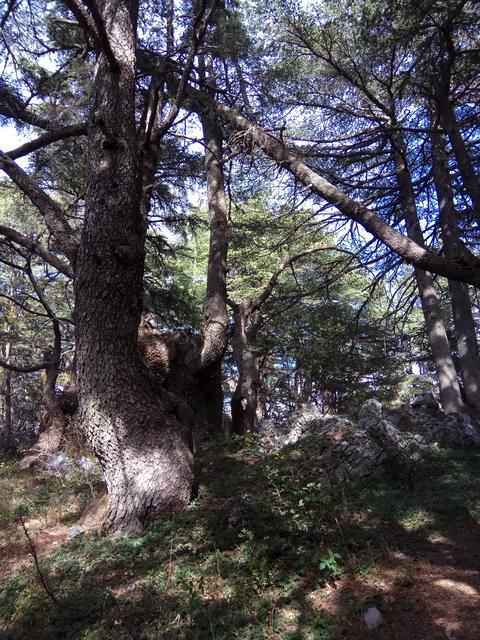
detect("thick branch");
top-left (0, 359), bottom-right (47, 373)
top-left (0, 225), bottom-right (74, 277)
top-left (7, 124), bottom-right (87, 160)
top-left (82, 0), bottom-right (120, 72)
top-left (185, 91), bottom-right (480, 287)
top-left (0, 0), bottom-right (17, 29)
top-left (61, 0), bottom-right (98, 41)
top-left (0, 151), bottom-right (79, 266)
top-left (0, 84), bottom-right (54, 130)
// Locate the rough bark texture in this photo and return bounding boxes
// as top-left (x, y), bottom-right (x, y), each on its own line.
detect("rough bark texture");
top-left (74, 0), bottom-right (192, 534)
top-left (231, 302), bottom-right (260, 435)
top-left (431, 127), bottom-right (480, 408)
top-left (390, 130), bottom-right (464, 414)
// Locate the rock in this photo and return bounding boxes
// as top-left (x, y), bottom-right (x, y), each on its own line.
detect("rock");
top-left (257, 405), bottom-right (353, 452)
top-left (66, 494), bottom-right (108, 539)
top-left (411, 392), bottom-right (440, 410)
top-left (420, 412), bottom-right (480, 449)
top-left (386, 400), bottom-right (480, 449)
top-left (326, 431), bottom-right (386, 482)
top-left (364, 606), bottom-right (383, 630)
top-left (357, 400), bottom-right (427, 461)
top-left (358, 398), bottom-right (383, 425)
top-left (66, 525), bottom-right (85, 540)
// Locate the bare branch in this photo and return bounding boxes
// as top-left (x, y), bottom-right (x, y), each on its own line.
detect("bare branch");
top-left (19, 517), bottom-right (77, 611)
top-left (82, 0), bottom-right (120, 72)
top-left (153, 0), bottom-right (219, 142)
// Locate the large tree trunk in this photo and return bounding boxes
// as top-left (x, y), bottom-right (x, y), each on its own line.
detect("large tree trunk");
top-left (390, 130), bottom-right (464, 414)
top-left (231, 302), bottom-right (260, 435)
top-left (430, 126), bottom-right (480, 408)
top-left (75, 0), bottom-right (192, 534)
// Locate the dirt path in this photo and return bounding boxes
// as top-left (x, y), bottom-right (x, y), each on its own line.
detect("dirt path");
top-left (0, 520), bottom-right (69, 581)
top-left (315, 528), bottom-right (480, 639)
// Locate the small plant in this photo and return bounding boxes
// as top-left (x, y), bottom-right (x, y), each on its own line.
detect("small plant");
top-left (314, 549), bottom-right (343, 579)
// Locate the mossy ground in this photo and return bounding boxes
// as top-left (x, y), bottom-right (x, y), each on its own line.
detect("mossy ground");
top-left (0, 437), bottom-right (479, 640)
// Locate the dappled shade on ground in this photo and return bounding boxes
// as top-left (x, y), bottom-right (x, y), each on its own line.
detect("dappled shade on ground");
top-left (0, 440), bottom-right (479, 639)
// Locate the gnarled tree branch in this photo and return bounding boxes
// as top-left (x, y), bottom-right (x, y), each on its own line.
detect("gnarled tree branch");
top-left (0, 151), bottom-right (79, 266)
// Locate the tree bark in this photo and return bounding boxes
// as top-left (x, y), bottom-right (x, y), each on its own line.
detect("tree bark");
top-left (390, 130), bottom-right (464, 414)
top-left (19, 313), bottom-right (66, 468)
top-left (74, 0), bottom-right (192, 534)
top-left (230, 302), bottom-right (260, 435)
top-left (196, 113), bottom-right (229, 434)
top-left (433, 82), bottom-right (480, 221)
top-left (430, 126), bottom-right (480, 408)
top-left (0, 339), bottom-right (13, 454)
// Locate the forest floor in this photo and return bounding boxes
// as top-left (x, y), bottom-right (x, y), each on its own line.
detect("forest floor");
top-left (0, 437), bottom-right (479, 640)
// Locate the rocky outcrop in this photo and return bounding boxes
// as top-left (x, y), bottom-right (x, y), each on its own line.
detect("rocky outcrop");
top-left (325, 399), bottom-right (427, 482)
top-left (256, 404), bottom-right (354, 452)
top-left (386, 396), bottom-right (480, 449)
top-left (256, 397), bottom-right (480, 484)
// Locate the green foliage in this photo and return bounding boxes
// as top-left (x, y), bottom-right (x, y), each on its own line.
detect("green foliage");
top-left (1, 440), bottom-right (478, 640)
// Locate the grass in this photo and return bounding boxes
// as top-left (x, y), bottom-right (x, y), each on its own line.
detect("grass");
top-left (0, 438), bottom-right (479, 640)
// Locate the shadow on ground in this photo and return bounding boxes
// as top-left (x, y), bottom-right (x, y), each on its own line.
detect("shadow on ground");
top-left (0, 441), bottom-right (479, 639)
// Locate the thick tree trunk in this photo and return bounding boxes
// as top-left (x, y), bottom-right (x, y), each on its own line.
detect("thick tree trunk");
top-left (430, 127), bottom-right (480, 408)
top-left (231, 302), bottom-right (260, 435)
top-left (434, 84), bottom-right (480, 220)
top-left (391, 130), bottom-right (464, 414)
top-left (75, 0), bottom-right (192, 534)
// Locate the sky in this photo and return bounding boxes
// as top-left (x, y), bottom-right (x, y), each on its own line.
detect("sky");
top-left (1, 124), bottom-right (29, 168)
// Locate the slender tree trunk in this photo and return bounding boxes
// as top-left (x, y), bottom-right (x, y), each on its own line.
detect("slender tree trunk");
top-left (430, 126), bottom-right (480, 408)
top-left (19, 318), bottom-right (66, 468)
top-left (231, 302), bottom-right (260, 435)
top-left (197, 100), bottom-right (229, 435)
top-left (0, 340), bottom-right (13, 454)
top-left (75, 0), bottom-right (192, 534)
top-left (434, 83), bottom-right (480, 220)
top-left (390, 130), bottom-right (464, 414)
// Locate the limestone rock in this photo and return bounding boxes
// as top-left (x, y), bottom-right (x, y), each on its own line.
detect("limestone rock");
top-left (364, 606), bottom-right (383, 630)
top-left (66, 494), bottom-right (108, 540)
top-left (257, 405), bottom-right (353, 452)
